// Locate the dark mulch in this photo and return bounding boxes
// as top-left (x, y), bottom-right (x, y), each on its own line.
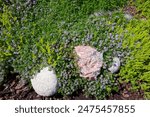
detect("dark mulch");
top-left (0, 73), bottom-right (144, 100)
top-left (0, 73), bottom-right (92, 100)
top-left (108, 82), bottom-right (144, 100)
top-left (123, 5), bottom-right (137, 16)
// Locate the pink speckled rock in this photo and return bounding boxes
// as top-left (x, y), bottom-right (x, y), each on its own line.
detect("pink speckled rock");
top-left (75, 45), bottom-right (103, 80)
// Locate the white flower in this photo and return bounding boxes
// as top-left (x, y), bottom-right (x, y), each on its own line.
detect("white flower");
top-left (31, 67), bottom-right (58, 96)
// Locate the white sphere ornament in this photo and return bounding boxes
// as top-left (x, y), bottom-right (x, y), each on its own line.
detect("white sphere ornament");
top-left (31, 67), bottom-right (58, 96)
top-left (108, 57), bottom-right (121, 73)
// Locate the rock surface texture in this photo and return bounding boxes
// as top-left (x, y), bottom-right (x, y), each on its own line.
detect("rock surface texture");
top-left (75, 45), bottom-right (103, 80)
top-left (31, 67), bottom-right (58, 96)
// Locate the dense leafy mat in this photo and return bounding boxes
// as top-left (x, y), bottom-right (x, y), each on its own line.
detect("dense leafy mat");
top-left (0, 0), bottom-right (149, 99)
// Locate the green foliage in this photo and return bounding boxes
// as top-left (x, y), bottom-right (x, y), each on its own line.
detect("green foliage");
top-left (120, 19), bottom-right (150, 99)
top-left (0, 5), bottom-right (15, 59)
top-left (135, 0), bottom-right (150, 18)
top-left (0, 0), bottom-right (127, 99)
top-left (0, 4), bottom-right (16, 82)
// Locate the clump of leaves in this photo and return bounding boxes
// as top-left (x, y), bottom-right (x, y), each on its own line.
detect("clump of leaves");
top-left (1, 0), bottom-right (128, 99)
top-left (0, 4), bottom-right (16, 82)
top-left (119, 18), bottom-right (150, 99)
top-left (134, 0), bottom-right (150, 19)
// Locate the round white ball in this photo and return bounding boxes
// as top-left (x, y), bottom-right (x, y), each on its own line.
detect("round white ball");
top-left (31, 67), bottom-right (58, 96)
top-left (108, 57), bottom-right (120, 73)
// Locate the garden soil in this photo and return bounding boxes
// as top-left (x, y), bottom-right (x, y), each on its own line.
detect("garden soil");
top-left (0, 73), bottom-right (144, 100)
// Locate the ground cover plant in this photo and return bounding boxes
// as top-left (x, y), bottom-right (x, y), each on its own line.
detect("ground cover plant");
top-left (119, 0), bottom-right (150, 99)
top-left (0, 0), bottom-right (149, 99)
